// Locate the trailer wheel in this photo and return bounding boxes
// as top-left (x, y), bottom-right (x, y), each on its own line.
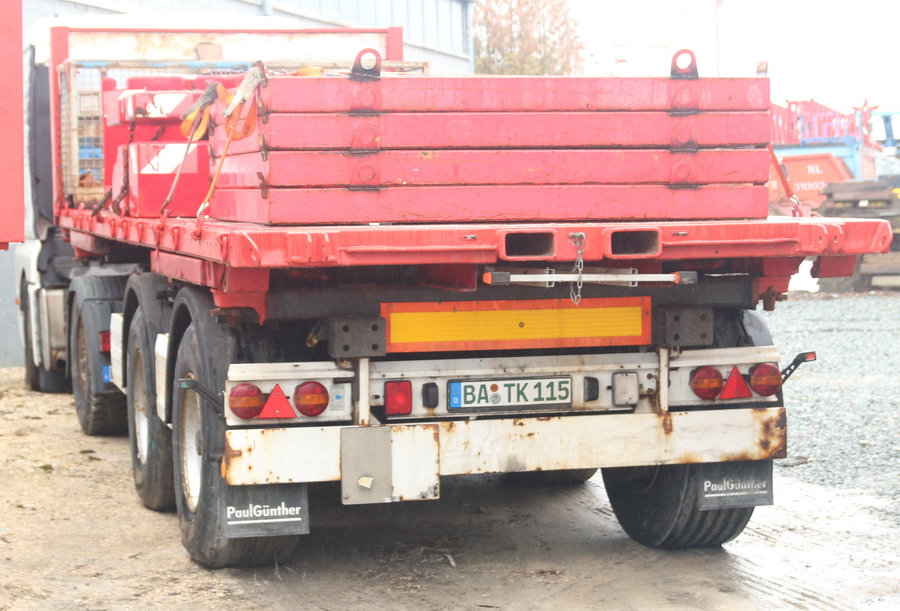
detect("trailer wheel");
top-left (127, 307), bottom-right (175, 510)
top-left (21, 287), bottom-right (69, 393)
top-left (70, 301), bottom-right (126, 435)
top-left (602, 308), bottom-right (779, 549)
top-left (172, 323), bottom-right (298, 568)
top-left (601, 463), bottom-right (754, 549)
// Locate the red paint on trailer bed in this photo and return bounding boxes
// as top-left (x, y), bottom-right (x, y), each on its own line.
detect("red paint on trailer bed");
top-left (57, 212), bottom-right (893, 271)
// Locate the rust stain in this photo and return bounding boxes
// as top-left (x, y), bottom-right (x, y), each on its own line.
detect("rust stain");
top-left (753, 407), bottom-right (787, 458)
top-left (222, 438), bottom-right (244, 484)
top-left (721, 451), bottom-right (759, 462)
top-left (658, 411), bottom-right (674, 436)
top-left (676, 452), bottom-right (703, 464)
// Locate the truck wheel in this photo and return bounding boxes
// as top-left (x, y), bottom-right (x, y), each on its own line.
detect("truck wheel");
top-left (21, 288), bottom-right (69, 393)
top-left (506, 468), bottom-right (598, 486)
top-left (172, 323), bottom-right (298, 568)
top-left (71, 303), bottom-right (126, 435)
top-left (127, 307), bottom-right (175, 510)
top-left (601, 464), bottom-right (754, 548)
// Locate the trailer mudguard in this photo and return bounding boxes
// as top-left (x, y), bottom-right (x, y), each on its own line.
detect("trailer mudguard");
top-left (163, 286), bottom-right (230, 424)
top-left (68, 275), bottom-right (128, 395)
top-left (122, 273), bottom-right (174, 385)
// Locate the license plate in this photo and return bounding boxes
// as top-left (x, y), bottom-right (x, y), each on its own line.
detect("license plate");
top-left (448, 377), bottom-right (572, 411)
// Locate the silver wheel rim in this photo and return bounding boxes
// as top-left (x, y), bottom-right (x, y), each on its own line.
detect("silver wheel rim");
top-left (179, 382), bottom-right (202, 513)
top-left (132, 350), bottom-right (149, 465)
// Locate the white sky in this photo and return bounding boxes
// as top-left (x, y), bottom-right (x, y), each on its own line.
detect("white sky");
top-left (568, 0), bottom-right (900, 114)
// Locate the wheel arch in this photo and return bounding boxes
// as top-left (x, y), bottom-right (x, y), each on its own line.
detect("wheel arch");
top-left (122, 273), bottom-right (173, 390)
top-left (162, 285), bottom-right (218, 424)
top-left (66, 274), bottom-right (128, 390)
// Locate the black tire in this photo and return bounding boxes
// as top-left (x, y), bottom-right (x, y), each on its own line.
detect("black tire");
top-left (601, 309), bottom-right (776, 549)
top-left (601, 464), bottom-right (754, 549)
top-left (21, 287), bottom-right (69, 393)
top-left (506, 468), bottom-right (598, 486)
top-left (71, 303), bottom-right (126, 436)
top-left (172, 323), bottom-right (298, 568)
top-left (127, 307), bottom-right (175, 510)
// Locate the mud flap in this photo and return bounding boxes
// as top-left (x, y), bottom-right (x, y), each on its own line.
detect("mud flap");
top-left (220, 483), bottom-right (310, 539)
top-left (696, 459), bottom-right (773, 510)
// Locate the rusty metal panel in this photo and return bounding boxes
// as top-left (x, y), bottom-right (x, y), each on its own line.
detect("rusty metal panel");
top-left (223, 426), bottom-right (342, 486)
top-left (210, 111), bottom-right (771, 155)
top-left (215, 149), bottom-right (769, 189)
top-left (221, 408), bottom-right (786, 486)
top-left (261, 75), bottom-right (770, 113)
top-left (436, 407), bottom-right (786, 475)
top-left (391, 424), bottom-right (440, 501)
top-left (208, 185), bottom-right (770, 225)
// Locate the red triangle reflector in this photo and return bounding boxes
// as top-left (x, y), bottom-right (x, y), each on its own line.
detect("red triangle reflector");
top-left (720, 366), bottom-right (753, 399)
top-left (257, 384), bottom-right (297, 419)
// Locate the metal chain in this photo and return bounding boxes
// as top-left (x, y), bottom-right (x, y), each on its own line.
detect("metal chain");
top-left (109, 121), bottom-right (136, 215)
top-left (569, 232), bottom-right (585, 305)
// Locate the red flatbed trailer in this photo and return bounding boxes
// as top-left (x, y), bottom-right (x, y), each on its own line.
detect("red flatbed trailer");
top-left (23, 27), bottom-right (890, 568)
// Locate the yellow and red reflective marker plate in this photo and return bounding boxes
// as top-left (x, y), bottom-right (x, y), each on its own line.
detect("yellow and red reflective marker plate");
top-left (381, 297), bottom-right (651, 353)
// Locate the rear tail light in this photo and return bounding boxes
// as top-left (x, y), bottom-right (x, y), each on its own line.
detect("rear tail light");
top-left (385, 380), bottom-right (412, 415)
top-left (229, 383), bottom-right (265, 419)
top-left (293, 381), bottom-right (329, 417)
top-left (99, 331), bottom-right (111, 353)
top-left (690, 366), bottom-right (724, 400)
top-left (749, 363), bottom-right (782, 396)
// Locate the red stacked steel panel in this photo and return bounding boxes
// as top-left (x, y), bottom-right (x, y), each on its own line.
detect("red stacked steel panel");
top-left (208, 74), bottom-right (771, 225)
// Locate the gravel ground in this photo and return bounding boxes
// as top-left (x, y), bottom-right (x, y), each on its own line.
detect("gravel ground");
top-left (763, 290), bottom-right (900, 522)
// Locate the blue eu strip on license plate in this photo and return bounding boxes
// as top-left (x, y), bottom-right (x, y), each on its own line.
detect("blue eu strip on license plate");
top-left (449, 377), bottom-right (571, 410)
